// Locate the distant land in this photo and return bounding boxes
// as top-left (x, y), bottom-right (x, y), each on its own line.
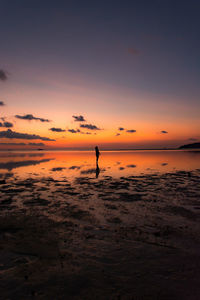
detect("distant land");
top-left (179, 142), bottom-right (200, 149)
top-left (0, 144), bottom-right (200, 151)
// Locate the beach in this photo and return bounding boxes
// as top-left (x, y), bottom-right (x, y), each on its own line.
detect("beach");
top-left (0, 151), bottom-right (200, 299)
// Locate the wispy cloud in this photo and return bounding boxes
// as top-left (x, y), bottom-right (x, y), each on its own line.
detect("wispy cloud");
top-left (0, 69), bottom-right (8, 81)
top-left (80, 124), bottom-right (100, 130)
top-left (0, 142), bottom-right (26, 146)
top-left (49, 127), bottom-right (66, 132)
top-left (161, 130), bottom-right (168, 134)
top-left (72, 115), bottom-right (86, 122)
top-left (0, 121), bottom-right (13, 128)
top-left (126, 129), bottom-right (136, 133)
top-left (15, 114), bottom-right (50, 122)
top-left (0, 129), bottom-right (55, 141)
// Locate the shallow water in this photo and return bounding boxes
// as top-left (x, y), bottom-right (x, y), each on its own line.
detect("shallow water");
top-left (0, 150), bottom-right (200, 299)
top-left (0, 149), bottom-right (200, 180)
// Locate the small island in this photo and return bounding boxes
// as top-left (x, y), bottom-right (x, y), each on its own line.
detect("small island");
top-left (179, 142), bottom-right (200, 149)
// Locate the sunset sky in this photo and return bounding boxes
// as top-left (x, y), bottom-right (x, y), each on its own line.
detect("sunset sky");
top-left (0, 0), bottom-right (199, 149)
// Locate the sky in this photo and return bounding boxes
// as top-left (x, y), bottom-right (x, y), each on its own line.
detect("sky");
top-left (0, 0), bottom-right (200, 149)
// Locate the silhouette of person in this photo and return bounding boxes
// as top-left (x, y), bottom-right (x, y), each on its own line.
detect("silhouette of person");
top-left (95, 146), bottom-right (100, 178)
top-left (95, 146), bottom-right (100, 164)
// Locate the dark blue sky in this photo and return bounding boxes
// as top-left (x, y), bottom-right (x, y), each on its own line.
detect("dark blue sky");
top-left (1, 0), bottom-right (200, 99)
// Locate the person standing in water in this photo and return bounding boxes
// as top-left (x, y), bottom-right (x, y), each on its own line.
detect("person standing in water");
top-left (95, 146), bottom-right (100, 164)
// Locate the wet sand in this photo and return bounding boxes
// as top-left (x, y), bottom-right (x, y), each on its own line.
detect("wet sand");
top-left (0, 169), bottom-right (200, 299)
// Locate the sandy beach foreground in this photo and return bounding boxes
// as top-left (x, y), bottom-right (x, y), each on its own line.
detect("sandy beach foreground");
top-left (0, 169), bottom-right (200, 299)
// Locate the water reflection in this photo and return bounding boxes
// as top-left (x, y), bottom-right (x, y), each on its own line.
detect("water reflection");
top-left (96, 164), bottom-right (100, 178)
top-left (0, 150), bottom-right (199, 180)
top-left (0, 158), bottom-right (53, 171)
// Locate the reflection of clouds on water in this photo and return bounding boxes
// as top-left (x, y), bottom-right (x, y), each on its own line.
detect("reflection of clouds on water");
top-left (81, 168), bottom-right (97, 174)
top-left (126, 164), bottom-right (136, 168)
top-left (0, 172), bottom-right (13, 178)
top-left (81, 168), bottom-right (106, 175)
top-left (0, 153), bottom-right (44, 158)
top-left (115, 162), bottom-right (121, 165)
top-left (0, 159), bottom-right (53, 171)
top-left (69, 166), bottom-right (81, 170)
top-left (51, 167), bottom-right (66, 172)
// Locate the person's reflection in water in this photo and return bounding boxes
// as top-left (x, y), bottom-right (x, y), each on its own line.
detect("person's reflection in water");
top-left (96, 164), bottom-right (100, 178)
top-left (95, 146), bottom-right (100, 178)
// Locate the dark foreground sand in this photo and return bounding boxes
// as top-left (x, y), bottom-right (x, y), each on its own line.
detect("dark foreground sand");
top-left (0, 170), bottom-right (200, 299)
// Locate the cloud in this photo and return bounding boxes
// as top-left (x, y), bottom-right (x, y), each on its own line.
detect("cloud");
top-left (0, 101), bottom-right (5, 106)
top-left (0, 69), bottom-right (8, 81)
top-left (118, 127), bottom-right (124, 131)
top-left (68, 129), bottom-right (80, 133)
top-left (128, 48), bottom-right (140, 55)
top-left (49, 127), bottom-right (66, 132)
top-left (68, 129), bottom-right (92, 134)
top-left (15, 114), bottom-right (50, 122)
top-left (0, 129), bottom-right (55, 141)
top-left (126, 164), bottom-right (136, 168)
top-left (0, 142), bottom-right (26, 146)
top-left (116, 133), bottom-right (120, 136)
top-left (126, 129), bottom-right (136, 133)
top-left (161, 130), bottom-right (168, 134)
top-left (0, 121), bottom-right (13, 128)
top-left (72, 115), bottom-right (86, 122)
top-left (0, 142), bottom-right (45, 146)
top-left (80, 124), bottom-right (100, 130)
top-left (80, 131), bottom-right (92, 135)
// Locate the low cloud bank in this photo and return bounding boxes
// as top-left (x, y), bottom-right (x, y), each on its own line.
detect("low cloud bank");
top-left (0, 129), bottom-right (55, 141)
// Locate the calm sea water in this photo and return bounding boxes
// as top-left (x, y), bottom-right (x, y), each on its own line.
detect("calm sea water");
top-left (0, 150), bottom-right (199, 180)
